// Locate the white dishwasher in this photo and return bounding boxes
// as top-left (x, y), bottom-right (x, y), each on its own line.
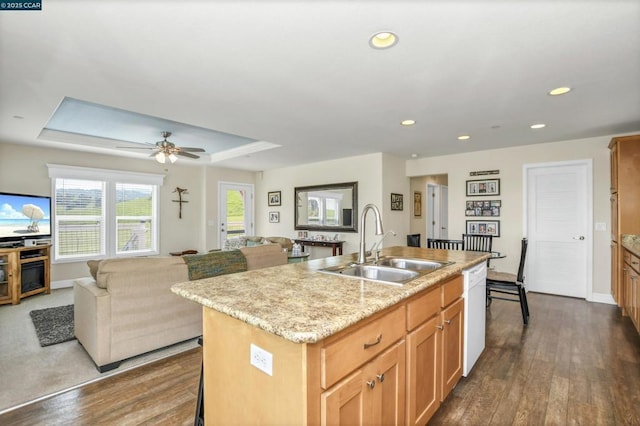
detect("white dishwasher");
top-left (462, 261), bottom-right (487, 377)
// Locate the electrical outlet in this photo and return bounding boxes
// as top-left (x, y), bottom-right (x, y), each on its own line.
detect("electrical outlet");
top-left (250, 343), bottom-right (273, 376)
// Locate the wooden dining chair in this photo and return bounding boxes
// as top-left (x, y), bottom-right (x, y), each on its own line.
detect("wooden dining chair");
top-left (427, 238), bottom-right (465, 250)
top-left (486, 238), bottom-right (529, 325)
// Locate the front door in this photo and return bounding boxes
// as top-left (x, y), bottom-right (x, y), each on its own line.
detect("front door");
top-left (525, 161), bottom-right (592, 298)
top-left (218, 182), bottom-right (254, 248)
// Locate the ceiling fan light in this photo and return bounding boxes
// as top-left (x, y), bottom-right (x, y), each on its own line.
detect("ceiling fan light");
top-left (168, 153), bottom-right (178, 163)
top-left (155, 151), bottom-right (166, 163)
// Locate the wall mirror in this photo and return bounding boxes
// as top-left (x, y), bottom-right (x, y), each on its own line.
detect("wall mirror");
top-left (294, 182), bottom-right (358, 232)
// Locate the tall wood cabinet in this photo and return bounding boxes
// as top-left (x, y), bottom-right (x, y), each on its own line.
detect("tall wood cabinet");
top-left (609, 135), bottom-right (640, 310)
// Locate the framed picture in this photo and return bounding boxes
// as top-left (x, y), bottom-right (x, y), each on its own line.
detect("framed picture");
top-left (466, 178), bottom-right (500, 196)
top-left (269, 211), bottom-right (280, 223)
top-left (268, 191), bottom-right (281, 206)
top-left (465, 199), bottom-right (501, 216)
top-left (391, 193), bottom-right (403, 211)
top-left (413, 191), bottom-right (422, 216)
top-left (466, 220), bottom-right (500, 237)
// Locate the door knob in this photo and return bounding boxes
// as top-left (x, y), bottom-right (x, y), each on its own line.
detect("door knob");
top-left (573, 236), bottom-right (585, 240)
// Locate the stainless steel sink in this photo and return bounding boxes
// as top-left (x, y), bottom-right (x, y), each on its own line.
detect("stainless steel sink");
top-left (375, 257), bottom-right (453, 271)
top-left (318, 257), bottom-right (453, 286)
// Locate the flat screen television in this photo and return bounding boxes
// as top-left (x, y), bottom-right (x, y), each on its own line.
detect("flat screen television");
top-left (0, 192), bottom-right (52, 246)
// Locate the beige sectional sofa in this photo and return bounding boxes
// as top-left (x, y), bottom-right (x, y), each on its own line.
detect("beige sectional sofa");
top-left (74, 244), bottom-right (287, 372)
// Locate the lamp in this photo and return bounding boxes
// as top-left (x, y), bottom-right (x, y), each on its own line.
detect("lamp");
top-left (155, 151), bottom-right (166, 163)
top-left (168, 153), bottom-right (178, 163)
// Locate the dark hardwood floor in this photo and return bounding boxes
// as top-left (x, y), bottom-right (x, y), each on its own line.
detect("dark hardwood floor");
top-left (2, 292), bottom-right (639, 425)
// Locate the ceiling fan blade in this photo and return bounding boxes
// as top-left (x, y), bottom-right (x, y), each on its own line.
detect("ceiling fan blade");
top-left (178, 147), bottom-right (206, 152)
top-left (176, 151), bottom-right (200, 159)
top-left (117, 146), bottom-right (155, 150)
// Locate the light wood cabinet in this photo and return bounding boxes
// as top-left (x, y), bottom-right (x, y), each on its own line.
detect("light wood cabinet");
top-left (623, 249), bottom-right (640, 331)
top-left (609, 135), bottom-right (640, 309)
top-left (321, 340), bottom-right (406, 425)
top-left (405, 274), bottom-right (464, 426)
top-left (0, 245), bottom-right (51, 305)
top-left (202, 272), bottom-right (466, 425)
top-left (441, 297), bottom-right (464, 399)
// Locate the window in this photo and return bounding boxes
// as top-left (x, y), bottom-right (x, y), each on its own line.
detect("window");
top-left (48, 164), bottom-right (163, 262)
top-left (307, 195), bottom-right (341, 226)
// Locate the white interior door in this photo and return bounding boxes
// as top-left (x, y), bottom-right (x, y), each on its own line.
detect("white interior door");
top-left (440, 186), bottom-right (449, 239)
top-left (218, 182), bottom-right (254, 247)
top-left (525, 161), bottom-right (592, 298)
top-left (426, 184), bottom-right (449, 239)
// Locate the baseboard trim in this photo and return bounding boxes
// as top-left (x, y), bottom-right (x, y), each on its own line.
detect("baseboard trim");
top-left (51, 279), bottom-right (74, 290)
top-left (589, 292), bottom-right (616, 305)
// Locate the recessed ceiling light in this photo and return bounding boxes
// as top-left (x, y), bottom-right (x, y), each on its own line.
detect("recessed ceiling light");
top-left (369, 31), bottom-right (398, 49)
top-left (457, 135), bottom-right (470, 140)
top-left (410, 153), bottom-right (418, 158)
top-left (548, 87), bottom-right (571, 96)
top-left (401, 119), bottom-right (415, 126)
top-left (530, 123), bottom-right (546, 129)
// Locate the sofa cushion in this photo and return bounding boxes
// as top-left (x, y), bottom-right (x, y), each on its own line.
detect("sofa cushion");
top-left (266, 236), bottom-right (293, 251)
top-left (87, 260), bottom-right (101, 280)
top-left (183, 250), bottom-right (248, 280)
top-left (240, 244), bottom-right (287, 270)
top-left (95, 256), bottom-right (187, 289)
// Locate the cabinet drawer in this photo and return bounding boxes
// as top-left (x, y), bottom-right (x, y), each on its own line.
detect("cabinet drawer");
top-left (321, 305), bottom-right (405, 389)
top-left (406, 286), bottom-right (440, 331)
top-left (441, 275), bottom-right (463, 308)
top-left (627, 251), bottom-right (640, 274)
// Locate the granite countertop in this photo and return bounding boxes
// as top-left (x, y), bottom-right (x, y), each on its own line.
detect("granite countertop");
top-left (622, 235), bottom-right (640, 257)
top-left (172, 246), bottom-right (489, 344)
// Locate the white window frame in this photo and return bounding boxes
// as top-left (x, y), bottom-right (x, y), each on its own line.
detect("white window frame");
top-left (47, 164), bottom-right (164, 263)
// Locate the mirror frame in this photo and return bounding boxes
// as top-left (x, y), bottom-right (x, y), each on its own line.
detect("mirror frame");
top-left (294, 182), bottom-right (358, 233)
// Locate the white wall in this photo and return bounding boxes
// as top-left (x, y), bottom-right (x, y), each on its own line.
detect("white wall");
top-left (255, 153), bottom-right (409, 258)
top-left (406, 133), bottom-right (625, 297)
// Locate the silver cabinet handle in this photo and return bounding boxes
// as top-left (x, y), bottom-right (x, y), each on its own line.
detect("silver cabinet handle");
top-left (377, 374), bottom-right (385, 383)
top-left (366, 380), bottom-right (376, 389)
top-left (444, 319), bottom-right (451, 325)
top-left (436, 325), bottom-right (444, 330)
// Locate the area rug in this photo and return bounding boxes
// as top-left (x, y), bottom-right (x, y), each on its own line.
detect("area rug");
top-left (29, 304), bottom-right (75, 347)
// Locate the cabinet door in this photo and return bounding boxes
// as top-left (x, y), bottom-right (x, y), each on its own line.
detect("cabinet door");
top-left (321, 340), bottom-right (406, 426)
top-left (321, 369), bottom-right (369, 426)
top-left (367, 340), bottom-right (406, 426)
top-left (623, 264), bottom-right (632, 318)
top-left (610, 141), bottom-right (618, 193)
top-left (612, 243), bottom-right (620, 306)
top-left (632, 270), bottom-right (639, 330)
top-left (406, 316), bottom-right (441, 426)
top-left (441, 298), bottom-right (464, 400)
top-left (0, 254), bottom-right (9, 303)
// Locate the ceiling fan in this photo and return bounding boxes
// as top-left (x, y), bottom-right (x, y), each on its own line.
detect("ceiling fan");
top-left (119, 131), bottom-right (206, 163)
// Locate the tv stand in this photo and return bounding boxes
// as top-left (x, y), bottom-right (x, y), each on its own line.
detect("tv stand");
top-left (0, 245), bottom-right (51, 305)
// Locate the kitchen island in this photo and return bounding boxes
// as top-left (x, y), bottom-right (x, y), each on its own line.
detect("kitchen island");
top-left (172, 246), bottom-right (489, 425)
